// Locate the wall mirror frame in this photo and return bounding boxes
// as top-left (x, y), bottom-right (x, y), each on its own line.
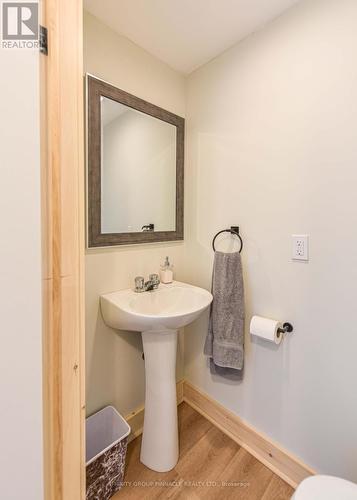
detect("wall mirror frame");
top-left (87, 75), bottom-right (185, 247)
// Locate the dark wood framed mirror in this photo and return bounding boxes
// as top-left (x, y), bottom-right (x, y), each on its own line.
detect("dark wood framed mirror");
top-left (87, 75), bottom-right (184, 247)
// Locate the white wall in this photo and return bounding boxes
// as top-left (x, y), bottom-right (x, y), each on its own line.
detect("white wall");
top-left (185, 0), bottom-right (357, 481)
top-left (84, 11), bottom-right (186, 417)
top-left (0, 49), bottom-right (43, 498)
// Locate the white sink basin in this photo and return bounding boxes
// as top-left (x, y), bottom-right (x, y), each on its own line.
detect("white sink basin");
top-left (100, 281), bottom-right (212, 473)
top-left (100, 281), bottom-right (212, 332)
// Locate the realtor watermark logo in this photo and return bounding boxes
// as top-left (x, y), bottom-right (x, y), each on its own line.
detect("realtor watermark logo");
top-left (1, 2), bottom-right (39, 49)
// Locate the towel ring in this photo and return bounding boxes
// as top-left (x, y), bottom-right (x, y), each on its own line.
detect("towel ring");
top-left (212, 226), bottom-right (243, 253)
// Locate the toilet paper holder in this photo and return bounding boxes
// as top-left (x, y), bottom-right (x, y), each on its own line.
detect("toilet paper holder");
top-left (277, 322), bottom-right (294, 339)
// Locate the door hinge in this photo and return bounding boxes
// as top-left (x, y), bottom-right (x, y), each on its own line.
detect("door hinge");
top-left (39, 25), bottom-right (48, 55)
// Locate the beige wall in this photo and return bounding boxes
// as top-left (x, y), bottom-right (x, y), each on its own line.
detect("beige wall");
top-left (84, 11), bottom-right (186, 417)
top-left (184, 0), bottom-right (357, 481)
top-left (0, 48), bottom-right (43, 497)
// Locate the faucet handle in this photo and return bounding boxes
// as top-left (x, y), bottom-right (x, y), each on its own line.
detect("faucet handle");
top-left (134, 276), bottom-right (145, 293)
top-left (149, 274), bottom-right (160, 288)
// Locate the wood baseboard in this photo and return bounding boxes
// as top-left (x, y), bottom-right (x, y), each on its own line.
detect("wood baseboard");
top-left (183, 381), bottom-right (314, 489)
top-left (125, 380), bottom-right (184, 443)
top-left (124, 379), bottom-right (313, 488)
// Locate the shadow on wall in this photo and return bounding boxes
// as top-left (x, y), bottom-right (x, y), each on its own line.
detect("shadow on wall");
top-left (183, 229), bottom-right (289, 437)
top-left (86, 309), bottom-right (145, 417)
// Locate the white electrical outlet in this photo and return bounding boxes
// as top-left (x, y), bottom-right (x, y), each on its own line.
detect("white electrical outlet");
top-left (292, 235), bottom-right (309, 261)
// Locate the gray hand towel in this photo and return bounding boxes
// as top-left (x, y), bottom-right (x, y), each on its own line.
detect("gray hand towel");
top-left (204, 251), bottom-right (245, 371)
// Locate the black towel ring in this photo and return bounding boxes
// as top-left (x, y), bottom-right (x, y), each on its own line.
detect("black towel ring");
top-left (212, 226), bottom-right (243, 253)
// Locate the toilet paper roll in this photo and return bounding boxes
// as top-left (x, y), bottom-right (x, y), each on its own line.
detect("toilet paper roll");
top-left (250, 315), bottom-right (283, 345)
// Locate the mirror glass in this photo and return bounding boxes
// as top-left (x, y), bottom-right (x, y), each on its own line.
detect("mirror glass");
top-left (101, 96), bottom-right (177, 234)
top-left (87, 75), bottom-right (184, 247)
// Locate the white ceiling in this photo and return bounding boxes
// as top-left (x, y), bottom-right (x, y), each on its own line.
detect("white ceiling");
top-left (84, 0), bottom-right (300, 74)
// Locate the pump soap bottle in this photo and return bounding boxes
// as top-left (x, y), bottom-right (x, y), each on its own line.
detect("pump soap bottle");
top-left (160, 256), bottom-right (173, 284)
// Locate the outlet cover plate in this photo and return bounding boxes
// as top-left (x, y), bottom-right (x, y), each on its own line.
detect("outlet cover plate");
top-left (292, 234), bottom-right (309, 261)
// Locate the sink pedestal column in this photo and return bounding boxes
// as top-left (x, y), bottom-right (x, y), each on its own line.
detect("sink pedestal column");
top-left (140, 330), bottom-right (179, 472)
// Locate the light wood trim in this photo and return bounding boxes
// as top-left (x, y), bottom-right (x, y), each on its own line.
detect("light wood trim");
top-left (183, 381), bottom-right (314, 489)
top-left (125, 380), bottom-right (185, 443)
top-left (125, 405), bottom-right (146, 443)
top-left (176, 378), bottom-right (184, 404)
top-left (41, 0), bottom-right (85, 499)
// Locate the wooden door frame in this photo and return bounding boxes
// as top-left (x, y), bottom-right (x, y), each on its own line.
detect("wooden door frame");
top-left (41, 0), bottom-right (85, 498)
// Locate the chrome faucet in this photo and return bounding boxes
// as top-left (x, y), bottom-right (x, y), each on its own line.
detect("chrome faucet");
top-left (145, 274), bottom-right (160, 291)
top-left (134, 274), bottom-right (160, 293)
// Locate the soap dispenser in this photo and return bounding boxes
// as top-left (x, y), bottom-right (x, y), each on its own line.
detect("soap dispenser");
top-left (160, 256), bottom-right (173, 284)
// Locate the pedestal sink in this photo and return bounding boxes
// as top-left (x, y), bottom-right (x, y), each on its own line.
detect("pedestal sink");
top-left (100, 281), bottom-right (212, 472)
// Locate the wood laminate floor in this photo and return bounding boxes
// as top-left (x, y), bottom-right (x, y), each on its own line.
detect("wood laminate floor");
top-left (113, 402), bottom-right (294, 500)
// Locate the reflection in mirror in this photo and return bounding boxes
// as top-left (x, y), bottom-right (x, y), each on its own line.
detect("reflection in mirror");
top-left (101, 97), bottom-right (177, 234)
